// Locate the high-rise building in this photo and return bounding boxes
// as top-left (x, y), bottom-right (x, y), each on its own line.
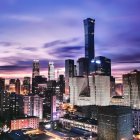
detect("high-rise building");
top-left (70, 74), bottom-right (110, 106)
top-left (84, 18), bottom-right (95, 72)
top-left (123, 70), bottom-right (140, 109)
top-left (56, 75), bottom-right (65, 103)
top-left (48, 61), bottom-right (55, 81)
top-left (15, 79), bottom-right (20, 94)
top-left (0, 78), bottom-right (5, 91)
top-left (90, 56), bottom-right (111, 76)
top-left (32, 75), bottom-right (47, 94)
top-left (23, 94), bottom-right (43, 119)
top-left (98, 106), bottom-right (132, 140)
top-left (0, 91), bottom-right (10, 119)
top-left (32, 60), bottom-right (40, 78)
top-left (22, 77), bottom-right (30, 95)
top-left (77, 57), bottom-right (88, 76)
top-left (9, 93), bottom-right (24, 119)
top-left (65, 59), bottom-right (74, 95)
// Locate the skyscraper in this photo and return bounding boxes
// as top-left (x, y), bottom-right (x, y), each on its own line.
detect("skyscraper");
top-left (22, 77), bottom-right (30, 95)
top-left (84, 18), bottom-right (95, 72)
top-left (123, 70), bottom-right (140, 109)
top-left (48, 61), bottom-right (55, 81)
top-left (65, 59), bottom-right (74, 95)
top-left (32, 60), bottom-right (40, 78)
top-left (90, 56), bottom-right (111, 76)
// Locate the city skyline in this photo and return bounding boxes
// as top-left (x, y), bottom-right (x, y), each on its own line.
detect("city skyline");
top-left (0, 0), bottom-right (140, 83)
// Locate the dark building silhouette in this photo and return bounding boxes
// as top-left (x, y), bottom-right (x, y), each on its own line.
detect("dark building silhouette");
top-left (0, 78), bottom-right (5, 91)
top-left (32, 75), bottom-right (47, 94)
top-left (65, 59), bottom-right (74, 95)
top-left (90, 56), bottom-right (111, 76)
top-left (77, 57), bottom-right (88, 76)
top-left (84, 18), bottom-right (95, 72)
top-left (15, 79), bottom-right (20, 94)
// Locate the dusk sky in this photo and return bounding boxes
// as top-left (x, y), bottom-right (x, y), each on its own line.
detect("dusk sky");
top-left (0, 0), bottom-right (140, 83)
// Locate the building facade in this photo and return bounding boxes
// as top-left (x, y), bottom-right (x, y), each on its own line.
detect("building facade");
top-left (123, 70), bottom-right (140, 109)
top-left (98, 106), bottom-right (132, 140)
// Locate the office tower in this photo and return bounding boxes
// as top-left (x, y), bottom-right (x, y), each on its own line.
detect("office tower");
top-left (15, 79), bottom-right (20, 94)
top-left (0, 91), bottom-right (10, 119)
top-left (9, 79), bottom-right (16, 93)
top-left (84, 18), bottom-right (95, 72)
top-left (32, 75), bottom-right (47, 94)
top-left (22, 77), bottom-right (30, 95)
top-left (32, 60), bottom-right (40, 78)
top-left (65, 59), bottom-right (74, 95)
top-left (9, 93), bottom-right (24, 118)
top-left (48, 61), bottom-right (55, 81)
top-left (90, 56), bottom-right (111, 76)
top-left (123, 70), bottom-right (140, 109)
top-left (98, 106), bottom-right (132, 140)
top-left (0, 78), bottom-right (5, 91)
top-left (70, 74), bottom-right (110, 106)
top-left (23, 94), bottom-right (43, 119)
top-left (56, 75), bottom-right (65, 103)
top-left (77, 57), bottom-right (88, 76)
top-left (43, 80), bottom-right (56, 118)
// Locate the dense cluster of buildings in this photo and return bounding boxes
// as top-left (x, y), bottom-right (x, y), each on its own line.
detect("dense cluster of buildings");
top-left (0, 18), bottom-right (140, 140)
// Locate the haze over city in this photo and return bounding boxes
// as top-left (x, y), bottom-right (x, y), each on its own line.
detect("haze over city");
top-left (0, 0), bottom-right (140, 83)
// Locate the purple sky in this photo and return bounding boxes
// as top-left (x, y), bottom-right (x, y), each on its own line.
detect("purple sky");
top-left (0, 0), bottom-right (140, 82)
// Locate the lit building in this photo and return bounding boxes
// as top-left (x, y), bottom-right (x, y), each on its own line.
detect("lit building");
top-left (23, 94), bottom-right (43, 119)
top-left (0, 91), bottom-right (10, 119)
top-left (84, 18), bottom-right (95, 73)
top-left (32, 60), bottom-right (40, 78)
top-left (90, 56), bottom-right (111, 76)
top-left (70, 74), bottom-right (110, 106)
top-left (22, 77), bottom-right (30, 95)
top-left (59, 116), bottom-right (98, 134)
top-left (110, 96), bottom-right (125, 106)
top-left (15, 79), bottom-right (20, 94)
top-left (98, 106), bottom-right (132, 140)
top-left (10, 116), bottom-right (39, 130)
top-left (48, 61), bottom-right (55, 81)
top-left (65, 59), bottom-right (74, 96)
top-left (9, 93), bottom-right (24, 118)
top-left (77, 57), bottom-right (88, 76)
top-left (56, 75), bottom-right (65, 103)
top-left (123, 70), bottom-right (140, 109)
top-left (0, 78), bottom-right (5, 91)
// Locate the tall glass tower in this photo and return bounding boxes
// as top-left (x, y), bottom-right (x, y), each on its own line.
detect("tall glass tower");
top-left (48, 61), bottom-right (55, 81)
top-left (84, 18), bottom-right (95, 71)
top-left (32, 60), bottom-right (40, 78)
